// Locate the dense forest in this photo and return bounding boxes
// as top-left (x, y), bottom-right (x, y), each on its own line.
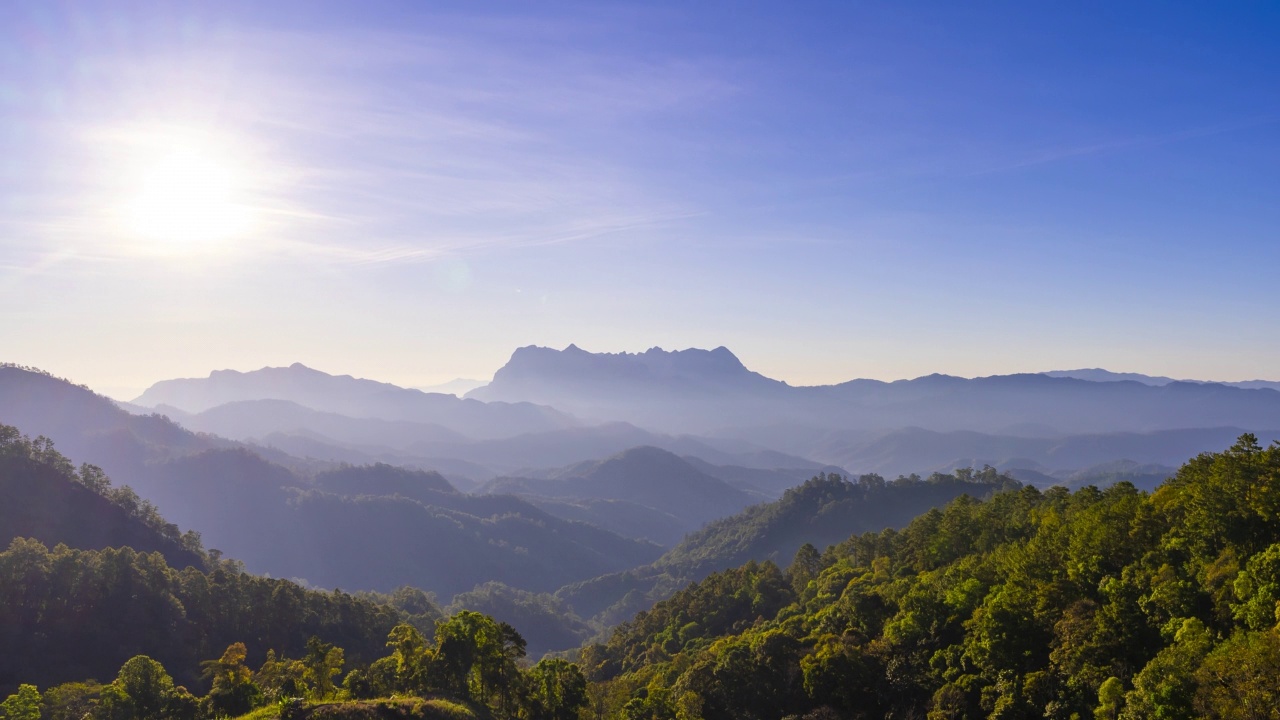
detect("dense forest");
top-left (557, 468), bottom-right (1019, 626)
top-left (7, 406), bottom-right (1280, 718)
top-left (1, 588), bottom-right (587, 720)
top-left (577, 434), bottom-right (1280, 719)
top-left (0, 425), bottom-right (587, 720)
top-left (0, 424), bottom-right (204, 569)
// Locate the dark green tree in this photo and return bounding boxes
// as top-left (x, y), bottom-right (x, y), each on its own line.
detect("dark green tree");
top-left (201, 642), bottom-right (260, 717)
top-left (525, 658), bottom-right (589, 720)
top-left (301, 637), bottom-right (344, 700)
top-left (0, 685), bottom-right (41, 720)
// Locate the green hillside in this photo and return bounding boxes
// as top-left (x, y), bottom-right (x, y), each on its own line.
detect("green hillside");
top-left (0, 424), bottom-right (204, 569)
top-left (574, 434), bottom-right (1280, 719)
top-left (556, 468), bottom-right (1017, 624)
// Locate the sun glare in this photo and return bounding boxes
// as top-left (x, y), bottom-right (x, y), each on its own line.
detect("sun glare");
top-left (117, 129), bottom-right (256, 252)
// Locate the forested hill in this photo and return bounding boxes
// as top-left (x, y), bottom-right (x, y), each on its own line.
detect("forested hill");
top-left (556, 468), bottom-right (1018, 624)
top-left (0, 424), bottom-right (204, 569)
top-left (131, 361), bottom-right (575, 438)
top-left (655, 467), bottom-right (1019, 578)
top-left (0, 425), bottom-right (590, 719)
top-left (0, 428), bottom-right (415, 692)
top-left (0, 539), bottom-right (406, 694)
top-left (576, 435), bottom-right (1280, 720)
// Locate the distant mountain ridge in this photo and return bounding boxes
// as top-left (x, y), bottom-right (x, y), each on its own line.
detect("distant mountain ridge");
top-left (477, 344), bottom-right (781, 392)
top-left (159, 398), bottom-right (471, 446)
top-left (804, 425), bottom-right (1280, 479)
top-left (467, 345), bottom-right (789, 431)
top-left (247, 419), bottom-right (825, 483)
top-left (1046, 368), bottom-right (1280, 391)
top-left (415, 377), bottom-right (488, 396)
top-left (467, 345), bottom-right (1280, 435)
top-left (133, 362), bottom-right (575, 439)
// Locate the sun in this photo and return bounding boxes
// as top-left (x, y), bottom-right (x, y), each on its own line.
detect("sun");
top-left (119, 131), bottom-right (256, 251)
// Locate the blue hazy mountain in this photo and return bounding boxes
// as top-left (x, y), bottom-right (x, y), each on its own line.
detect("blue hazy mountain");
top-left (1046, 368), bottom-right (1280, 391)
top-left (466, 345), bottom-right (794, 432)
top-left (133, 362), bottom-right (575, 439)
top-left (233, 419), bottom-right (826, 484)
top-left (0, 365), bottom-right (660, 598)
top-left (477, 446), bottom-right (764, 545)
top-left (469, 345), bottom-right (1280, 436)
top-left (807, 426), bottom-right (1280, 482)
top-left (156, 398), bottom-right (471, 446)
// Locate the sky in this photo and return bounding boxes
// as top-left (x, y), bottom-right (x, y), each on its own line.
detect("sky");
top-left (2, 1), bottom-right (1278, 398)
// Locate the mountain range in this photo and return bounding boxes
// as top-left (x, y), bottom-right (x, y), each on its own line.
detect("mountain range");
top-left (1047, 367), bottom-right (1280, 391)
top-left (120, 350), bottom-right (1280, 487)
top-left (797, 425), bottom-right (1280, 479)
top-left (0, 366), bottom-right (660, 597)
top-left (9, 346), bottom-right (1280, 615)
top-left (469, 345), bottom-right (1280, 437)
top-left (134, 362), bottom-right (575, 438)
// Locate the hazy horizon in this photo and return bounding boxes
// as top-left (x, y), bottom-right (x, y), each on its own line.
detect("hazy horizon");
top-left (35, 345), bottom-right (1280, 404)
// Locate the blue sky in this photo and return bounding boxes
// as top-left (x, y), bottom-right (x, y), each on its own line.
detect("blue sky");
top-left (2, 1), bottom-right (1278, 396)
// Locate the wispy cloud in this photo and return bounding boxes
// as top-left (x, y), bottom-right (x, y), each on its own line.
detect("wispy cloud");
top-left (3, 11), bottom-right (732, 269)
top-left (970, 116), bottom-right (1280, 176)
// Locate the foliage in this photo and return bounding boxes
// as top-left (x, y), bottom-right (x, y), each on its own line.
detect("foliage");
top-left (0, 685), bottom-right (41, 720)
top-left (5, 607), bottom-right (587, 720)
top-left (448, 582), bottom-right (592, 656)
top-left (313, 463), bottom-right (457, 501)
top-left (525, 659), bottom-right (588, 720)
top-left (203, 643), bottom-right (261, 716)
top-left (0, 538), bottom-right (402, 691)
top-left (40, 681), bottom-right (102, 720)
top-left (94, 655), bottom-right (198, 720)
top-left (580, 436), bottom-right (1280, 720)
top-left (0, 424), bottom-right (204, 566)
top-left (558, 469), bottom-right (1018, 624)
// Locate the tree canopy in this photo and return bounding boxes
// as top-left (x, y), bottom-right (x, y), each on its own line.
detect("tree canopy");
top-left (579, 435), bottom-right (1280, 720)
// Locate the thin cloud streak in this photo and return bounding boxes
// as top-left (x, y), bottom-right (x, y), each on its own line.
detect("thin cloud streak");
top-left (970, 116), bottom-right (1280, 176)
top-left (10, 18), bottom-right (729, 268)
top-left (272, 209), bottom-right (703, 267)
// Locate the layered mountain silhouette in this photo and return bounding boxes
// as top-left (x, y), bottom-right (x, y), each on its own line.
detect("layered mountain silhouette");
top-left (138, 449), bottom-right (660, 597)
top-left (160, 398), bottom-right (471, 447)
top-left (126, 362), bottom-right (822, 483)
top-left (1046, 368), bottom-right (1280, 391)
top-left (477, 447), bottom-right (765, 545)
top-left (13, 347), bottom-right (1279, 608)
top-left (133, 362), bottom-right (576, 439)
top-left (0, 366), bottom-right (660, 598)
top-left (108, 349), bottom-right (1280, 485)
top-left (180, 414), bottom-right (824, 485)
top-left (800, 426), bottom-right (1280, 479)
top-left (469, 345), bottom-right (1280, 437)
